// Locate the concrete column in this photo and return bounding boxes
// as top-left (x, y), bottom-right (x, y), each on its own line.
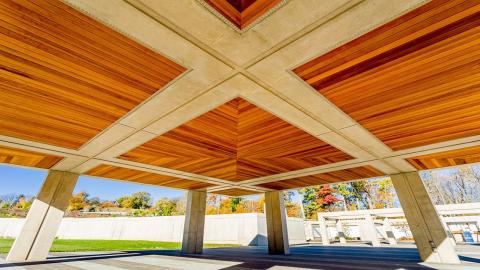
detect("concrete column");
top-left (182, 190), bottom-right (206, 254)
top-left (318, 215), bottom-right (330, 245)
top-left (265, 191), bottom-right (289, 254)
top-left (336, 219), bottom-right (347, 244)
top-left (391, 172), bottom-right (460, 264)
top-left (7, 171), bottom-right (78, 262)
top-left (364, 214), bottom-right (381, 247)
top-left (383, 217), bottom-right (397, 245)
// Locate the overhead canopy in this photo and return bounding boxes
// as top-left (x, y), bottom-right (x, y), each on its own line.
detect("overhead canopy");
top-left (0, 0), bottom-right (479, 196)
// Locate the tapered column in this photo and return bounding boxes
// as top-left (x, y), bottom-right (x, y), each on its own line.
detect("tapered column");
top-left (318, 215), bottom-right (330, 245)
top-left (7, 171), bottom-right (78, 262)
top-left (383, 218), bottom-right (397, 245)
top-left (265, 191), bottom-right (289, 254)
top-left (364, 214), bottom-right (380, 247)
top-left (336, 220), bottom-right (347, 244)
top-left (391, 172), bottom-right (460, 264)
top-left (182, 190), bottom-right (206, 254)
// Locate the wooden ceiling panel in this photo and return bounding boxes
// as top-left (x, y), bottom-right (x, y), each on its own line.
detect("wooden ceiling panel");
top-left (212, 188), bottom-right (261, 197)
top-left (0, 146), bottom-right (62, 169)
top-left (119, 98), bottom-right (352, 182)
top-left (407, 146), bottom-right (480, 170)
top-left (0, 0), bottom-right (185, 149)
top-left (205, 0), bottom-right (281, 29)
top-left (257, 166), bottom-right (385, 190)
top-left (294, 0), bottom-right (480, 151)
top-left (86, 164), bottom-right (214, 190)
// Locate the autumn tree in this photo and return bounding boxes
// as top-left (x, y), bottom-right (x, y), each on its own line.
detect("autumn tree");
top-left (154, 198), bottom-right (177, 216)
top-left (117, 192), bottom-right (152, 209)
top-left (69, 192), bottom-right (89, 211)
top-left (13, 195), bottom-right (33, 211)
top-left (299, 185), bottom-right (339, 219)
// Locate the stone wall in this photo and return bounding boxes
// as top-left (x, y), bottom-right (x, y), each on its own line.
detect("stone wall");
top-left (0, 213), bottom-right (306, 246)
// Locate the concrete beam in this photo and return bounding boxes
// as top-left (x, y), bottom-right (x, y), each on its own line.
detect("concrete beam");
top-left (181, 190), bottom-right (207, 254)
top-left (265, 191), bottom-right (289, 254)
top-left (390, 172), bottom-right (460, 264)
top-left (6, 171), bottom-right (78, 262)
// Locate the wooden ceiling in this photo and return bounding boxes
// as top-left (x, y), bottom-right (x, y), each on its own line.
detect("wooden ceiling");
top-left (86, 164), bottom-right (214, 190)
top-left (256, 166), bottom-right (385, 190)
top-left (119, 98), bottom-right (353, 182)
top-left (212, 188), bottom-right (260, 196)
top-left (294, 0), bottom-right (480, 151)
top-left (0, 146), bottom-right (62, 169)
top-left (408, 146), bottom-right (480, 170)
top-left (0, 0), bottom-right (185, 149)
top-left (205, 0), bottom-right (280, 29)
top-left (2, 0), bottom-right (480, 197)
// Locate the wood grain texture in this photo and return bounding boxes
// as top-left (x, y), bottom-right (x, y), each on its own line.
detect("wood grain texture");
top-left (0, 0), bottom-right (185, 149)
top-left (0, 146), bottom-right (62, 169)
top-left (119, 98), bottom-right (352, 182)
top-left (407, 146), bottom-right (480, 170)
top-left (257, 166), bottom-right (385, 190)
top-left (205, 0), bottom-right (280, 29)
top-left (294, 0), bottom-right (480, 151)
top-left (213, 188), bottom-right (260, 196)
top-left (86, 164), bottom-right (214, 190)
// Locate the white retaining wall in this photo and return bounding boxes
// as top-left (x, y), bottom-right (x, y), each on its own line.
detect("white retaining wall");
top-left (0, 213), bottom-right (306, 246)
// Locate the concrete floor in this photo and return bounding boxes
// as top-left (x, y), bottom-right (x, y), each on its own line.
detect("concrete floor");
top-left (1, 243), bottom-right (480, 270)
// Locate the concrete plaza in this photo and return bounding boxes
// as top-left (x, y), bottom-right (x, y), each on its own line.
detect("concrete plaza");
top-left (1, 243), bottom-right (480, 270)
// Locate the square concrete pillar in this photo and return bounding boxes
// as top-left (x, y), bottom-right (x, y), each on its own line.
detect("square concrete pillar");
top-left (383, 217), bottom-right (397, 245)
top-left (391, 172), bottom-right (460, 264)
top-left (364, 214), bottom-right (381, 247)
top-left (336, 219), bottom-right (347, 244)
top-left (265, 191), bottom-right (289, 254)
top-left (7, 170), bottom-right (78, 262)
top-left (182, 190), bottom-right (207, 254)
top-left (318, 215), bottom-right (330, 245)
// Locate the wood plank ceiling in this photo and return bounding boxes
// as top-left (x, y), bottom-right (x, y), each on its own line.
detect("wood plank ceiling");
top-left (119, 98), bottom-right (353, 182)
top-left (0, 146), bottom-right (62, 169)
top-left (86, 164), bottom-right (214, 190)
top-left (213, 188), bottom-right (261, 196)
top-left (294, 0), bottom-right (480, 151)
top-left (257, 166), bottom-right (385, 190)
top-left (205, 0), bottom-right (281, 29)
top-left (0, 0), bottom-right (186, 149)
top-left (2, 0), bottom-right (480, 197)
top-left (408, 145), bottom-right (480, 170)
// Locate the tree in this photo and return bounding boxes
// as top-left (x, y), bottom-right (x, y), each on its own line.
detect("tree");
top-left (219, 197), bottom-right (233, 214)
top-left (230, 197), bottom-right (244, 212)
top-left (374, 178), bottom-right (395, 208)
top-left (299, 187), bottom-right (320, 219)
top-left (117, 192), bottom-right (152, 209)
top-left (299, 186), bottom-right (339, 219)
top-left (13, 195), bottom-right (33, 211)
top-left (256, 195), bottom-right (265, 213)
top-left (315, 185), bottom-right (339, 209)
top-left (69, 192), bottom-right (89, 211)
top-left (154, 198), bottom-right (177, 216)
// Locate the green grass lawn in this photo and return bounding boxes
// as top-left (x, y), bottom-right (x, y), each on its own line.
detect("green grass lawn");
top-left (0, 238), bottom-right (237, 253)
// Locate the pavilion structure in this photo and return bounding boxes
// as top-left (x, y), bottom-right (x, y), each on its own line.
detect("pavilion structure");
top-left (0, 0), bottom-right (478, 265)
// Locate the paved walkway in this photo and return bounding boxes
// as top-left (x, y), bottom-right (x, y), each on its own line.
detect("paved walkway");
top-left (1, 243), bottom-right (480, 270)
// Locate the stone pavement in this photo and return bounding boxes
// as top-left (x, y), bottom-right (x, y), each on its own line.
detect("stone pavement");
top-left (1, 243), bottom-right (479, 270)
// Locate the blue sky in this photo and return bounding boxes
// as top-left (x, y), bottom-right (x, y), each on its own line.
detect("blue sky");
top-left (0, 164), bottom-right (185, 201)
top-left (0, 164), bottom-right (303, 203)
